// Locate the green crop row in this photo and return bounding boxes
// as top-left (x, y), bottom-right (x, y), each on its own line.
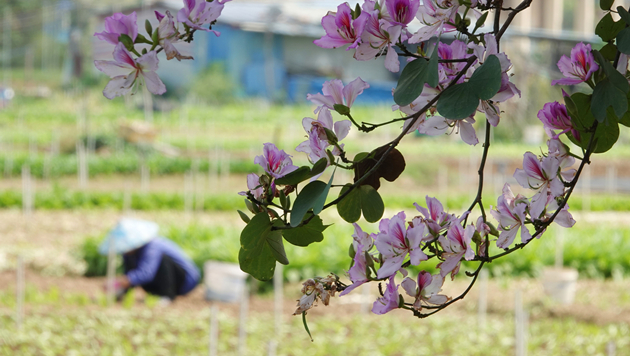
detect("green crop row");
top-left (0, 153), bottom-right (258, 178)
top-left (77, 219), bottom-right (630, 286)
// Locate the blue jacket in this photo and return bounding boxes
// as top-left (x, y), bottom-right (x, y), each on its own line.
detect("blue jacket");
top-left (124, 237), bottom-right (200, 295)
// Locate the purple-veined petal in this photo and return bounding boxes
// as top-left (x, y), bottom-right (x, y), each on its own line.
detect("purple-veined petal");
top-left (143, 71), bottom-right (167, 95)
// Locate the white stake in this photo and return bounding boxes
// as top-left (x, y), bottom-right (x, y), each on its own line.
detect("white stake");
top-left (16, 255), bottom-right (24, 330)
top-left (3, 7), bottom-right (12, 88)
top-left (360, 283), bottom-right (370, 314)
top-left (21, 165), bottom-right (33, 215)
top-left (268, 340), bottom-right (278, 356)
top-left (142, 85), bottom-right (153, 122)
top-left (209, 304), bottom-right (218, 356)
top-left (123, 183), bottom-right (132, 213)
top-left (606, 165), bottom-right (617, 194)
top-left (438, 165), bottom-right (447, 197)
top-left (76, 141), bottom-right (88, 188)
top-left (238, 284), bottom-right (249, 356)
top-left (140, 161), bottom-right (150, 193)
top-left (606, 340), bottom-right (616, 356)
top-left (106, 237), bottom-right (116, 306)
top-left (478, 269), bottom-right (488, 329)
top-left (515, 289), bottom-right (528, 356)
top-left (221, 152), bottom-right (230, 184)
top-left (274, 263), bottom-right (283, 337)
top-left (583, 168), bottom-right (591, 211)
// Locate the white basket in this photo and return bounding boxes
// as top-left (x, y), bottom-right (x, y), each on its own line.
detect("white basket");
top-left (204, 261), bottom-right (248, 303)
top-left (541, 267), bottom-right (578, 305)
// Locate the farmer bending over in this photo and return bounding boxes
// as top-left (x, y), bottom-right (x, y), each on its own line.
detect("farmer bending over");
top-left (100, 218), bottom-right (200, 303)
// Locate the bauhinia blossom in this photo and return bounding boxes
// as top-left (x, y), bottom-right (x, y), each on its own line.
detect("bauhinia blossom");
top-left (371, 275), bottom-right (400, 314)
top-left (490, 184), bottom-right (531, 249)
top-left (155, 11), bottom-right (192, 61)
top-left (438, 223), bottom-right (475, 280)
top-left (513, 152), bottom-right (564, 218)
top-left (238, 173), bottom-right (265, 201)
top-left (375, 211), bottom-right (429, 279)
top-left (354, 11), bottom-right (402, 72)
top-left (386, 0), bottom-right (420, 27)
top-left (551, 42), bottom-right (598, 86)
top-left (94, 12), bottom-right (138, 45)
top-left (307, 78), bottom-right (370, 114)
top-left (293, 275), bottom-right (338, 315)
top-left (177, 0), bottom-right (231, 36)
top-left (94, 43), bottom-right (166, 99)
top-left (340, 223), bottom-right (376, 296)
top-left (538, 101), bottom-right (578, 139)
top-left (295, 109), bottom-right (352, 164)
top-left (414, 196), bottom-right (455, 237)
top-left (314, 3), bottom-right (369, 50)
top-left (401, 271), bottom-right (449, 310)
top-left (409, 0), bottom-right (458, 43)
top-left (254, 143), bottom-right (298, 179)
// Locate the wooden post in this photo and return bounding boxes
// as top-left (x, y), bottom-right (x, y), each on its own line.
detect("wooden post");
top-left (21, 165), bottom-right (33, 215)
top-left (208, 304), bottom-right (218, 356)
top-left (274, 263), bottom-right (283, 337)
top-left (106, 237), bottom-right (116, 306)
top-left (16, 255), bottom-right (24, 330)
top-left (238, 285), bottom-right (249, 356)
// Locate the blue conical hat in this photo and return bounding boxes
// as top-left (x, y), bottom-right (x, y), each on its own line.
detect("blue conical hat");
top-left (98, 218), bottom-right (159, 255)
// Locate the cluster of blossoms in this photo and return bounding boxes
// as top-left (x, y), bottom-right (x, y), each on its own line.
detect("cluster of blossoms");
top-left (94, 0), bottom-right (230, 99)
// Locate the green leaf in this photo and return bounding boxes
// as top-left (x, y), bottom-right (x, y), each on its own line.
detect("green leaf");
top-left (617, 27), bottom-right (630, 55)
top-left (335, 184), bottom-right (384, 223)
top-left (596, 13), bottom-right (626, 42)
top-left (618, 6), bottom-right (630, 25)
top-left (568, 93), bottom-right (595, 131)
top-left (312, 167), bottom-right (336, 215)
top-left (282, 214), bottom-right (328, 247)
top-left (600, 43), bottom-right (619, 61)
top-left (567, 113), bottom-right (620, 154)
top-left (336, 185), bottom-right (362, 223)
top-left (468, 55), bottom-right (502, 100)
top-left (275, 158), bottom-right (328, 186)
top-left (239, 213), bottom-right (276, 281)
top-left (359, 185), bottom-right (384, 223)
top-left (437, 55), bottom-right (502, 120)
top-left (601, 0), bottom-right (614, 11)
top-left (393, 48), bottom-right (439, 106)
top-left (290, 180), bottom-right (327, 227)
top-left (237, 210), bottom-right (250, 224)
top-left (266, 229), bottom-right (289, 265)
top-left (436, 83), bottom-right (479, 119)
top-left (592, 78), bottom-right (628, 121)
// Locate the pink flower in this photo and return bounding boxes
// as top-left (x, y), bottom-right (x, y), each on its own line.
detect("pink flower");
top-left (94, 12), bottom-right (138, 45)
top-left (386, 0), bottom-right (420, 27)
top-left (375, 212), bottom-right (429, 279)
top-left (155, 11), bottom-right (192, 61)
top-left (340, 223), bottom-right (376, 297)
top-left (514, 152), bottom-right (564, 218)
top-left (414, 196), bottom-right (455, 237)
top-left (295, 109), bottom-right (352, 164)
top-left (437, 40), bottom-right (471, 84)
top-left (94, 43), bottom-right (166, 99)
top-left (238, 173), bottom-right (264, 201)
top-left (420, 115), bottom-right (479, 146)
top-left (177, 0), bottom-right (230, 36)
top-left (437, 223), bottom-right (475, 280)
top-left (401, 271), bottom-right (449, 311)
top-left (254, 143), bottom-right (298, 179)
top-left (538, 102), bottom-right (578, 139)
top-left (314, 3), bottom-right (369, 50)
top-left (307, 77), bottom-right (370, 114)
top-left (372, 275), bottom-right (400, 314)
top-left (547, 138), bottom-right (576, 170)
top-left (354, 11), bottom-right (402, 72)
top-left (552, 42), bottom-right (599, 86)
top-left (490, 184), bottom-right (531, 249)
top-left (409, 0), bottom-right (459, 43)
